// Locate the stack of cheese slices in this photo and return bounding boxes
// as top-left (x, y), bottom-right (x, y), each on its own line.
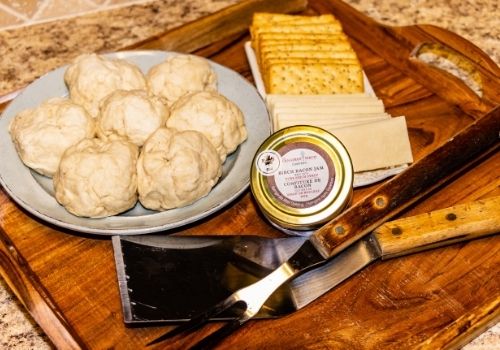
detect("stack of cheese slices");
top-left (249, 13), bottom-right (413, 178)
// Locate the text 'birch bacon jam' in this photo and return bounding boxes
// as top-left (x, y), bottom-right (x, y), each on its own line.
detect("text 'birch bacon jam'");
top-left (250, 125), bottom-right (353, 236)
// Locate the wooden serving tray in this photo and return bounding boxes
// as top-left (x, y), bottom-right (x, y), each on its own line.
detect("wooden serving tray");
top-left (1, 0), bottom-right (499, 349)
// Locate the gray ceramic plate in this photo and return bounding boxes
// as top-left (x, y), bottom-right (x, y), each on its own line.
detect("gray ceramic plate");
top-left (0, 51), bottom-right (270, 235)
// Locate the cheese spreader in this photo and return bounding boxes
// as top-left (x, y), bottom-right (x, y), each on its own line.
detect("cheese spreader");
top-left (114, 196), bottom-right (499, 327)
top-left (142, 107), bottom-right (499, 347)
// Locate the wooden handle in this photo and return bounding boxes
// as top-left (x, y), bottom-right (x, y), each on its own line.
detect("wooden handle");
top-left (310, 106), bottom-right (500, 259)
top-left (373, 196), bottom-right (500, 259)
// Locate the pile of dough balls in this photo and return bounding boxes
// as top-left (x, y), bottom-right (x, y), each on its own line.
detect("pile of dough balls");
top-left (9, 52), bottom-right (247, 218)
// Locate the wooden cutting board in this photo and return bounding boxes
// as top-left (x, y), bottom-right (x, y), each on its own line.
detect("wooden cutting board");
top-left (0, 0), bottom-right (499, 349)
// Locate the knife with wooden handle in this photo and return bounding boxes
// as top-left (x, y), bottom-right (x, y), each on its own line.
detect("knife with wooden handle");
top-left (290, 195), bottom-right (500, 309)
top-left (116, 196), bottom-right (500, 325)
top-left (145, 196), bottom-right (500, 345)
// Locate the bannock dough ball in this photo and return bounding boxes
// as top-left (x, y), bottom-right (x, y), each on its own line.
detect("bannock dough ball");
top-left (64, 53), bottom-right (147, 117)
top-left (9, 97), bottom-right (95, 177)
top-left (137, 127), bottom-right (222, 211)
top-left (167, 91), bottom-right (247, 162)
top-left (147, 54), bottom-right (217, 105)
top-left (53, 137), bottom-right (139, 218)
top-left (97, 90), bottom-right (169, 147)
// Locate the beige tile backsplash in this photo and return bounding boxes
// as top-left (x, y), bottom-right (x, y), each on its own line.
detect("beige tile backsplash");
top-left (0, 0), bottom-right (154, 29)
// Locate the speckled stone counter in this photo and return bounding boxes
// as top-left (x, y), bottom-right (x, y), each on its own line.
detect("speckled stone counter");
top-left (0, 0), bottom-right (242, 97)
top-left (1, 0), bottom-right (499, 349)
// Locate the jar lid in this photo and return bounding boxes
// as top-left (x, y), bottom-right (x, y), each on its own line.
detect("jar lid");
top-left (250, 125), bottom-right (353, 232)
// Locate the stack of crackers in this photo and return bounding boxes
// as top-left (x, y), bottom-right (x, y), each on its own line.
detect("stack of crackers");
top-left (250, 12), bottom-right (364, 95)
top-left (248, 13), bottom-right (413, 178)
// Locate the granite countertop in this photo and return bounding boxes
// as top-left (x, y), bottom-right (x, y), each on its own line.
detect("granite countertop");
top-left (0, 0), bottom-right (242, 98)
top-left (0, 0), bottom-right (499, 349)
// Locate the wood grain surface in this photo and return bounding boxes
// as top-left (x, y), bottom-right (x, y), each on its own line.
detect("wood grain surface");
top-left (374, 196), bottom-right (500, 259)
top-left (0, 0), bottom-right (499, 349)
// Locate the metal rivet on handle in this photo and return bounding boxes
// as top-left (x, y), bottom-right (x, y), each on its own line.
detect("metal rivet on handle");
top-left (446, 213), bottom-right (457, 221)
top-left (391, 226), bottom-right (403, 236)
top-left (334, 225), bottom-right (345, 235)
top-left (374, 196), bottom-right (387, 208)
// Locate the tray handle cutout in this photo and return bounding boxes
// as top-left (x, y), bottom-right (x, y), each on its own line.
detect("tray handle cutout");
top-left (412, 42), bottom-right (483, 97)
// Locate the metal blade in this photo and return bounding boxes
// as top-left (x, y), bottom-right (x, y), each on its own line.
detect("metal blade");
top-left (289, 234), bottom-right (380, 309)
top-left (112, 235), bottom-right (305, 323)
top-left (112, 234), bottom-right (380, 323)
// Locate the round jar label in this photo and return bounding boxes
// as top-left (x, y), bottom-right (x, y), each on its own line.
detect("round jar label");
top-left (255, 150), bottom-right (281, 176)
top-left (262, 142), bottom-right (335, 209)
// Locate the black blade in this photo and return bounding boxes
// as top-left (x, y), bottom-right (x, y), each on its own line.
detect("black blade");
top-left (114, 236), bottom-right (303, 324)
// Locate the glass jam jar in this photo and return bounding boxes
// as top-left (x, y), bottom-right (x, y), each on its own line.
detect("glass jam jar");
top-left (250, 125), bottom-right (353, 236)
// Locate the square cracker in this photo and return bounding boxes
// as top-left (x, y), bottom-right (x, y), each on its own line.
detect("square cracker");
top-left (261, 50), bottom-right (357, 61)
top-left (252, 23), bottom-right (343, 42)
top-left (257, 32), bottom-right (348, 42)
top-left (262, 57), bottom-right (360, 89)
top-left (260, 41), bottom-right (353, 53)
top-left (255, 33), bottom-right (349, 58)
top-left (252, 13), bottom-right (339, 26)
top-left (267, 63), bottom-right (364, 95)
